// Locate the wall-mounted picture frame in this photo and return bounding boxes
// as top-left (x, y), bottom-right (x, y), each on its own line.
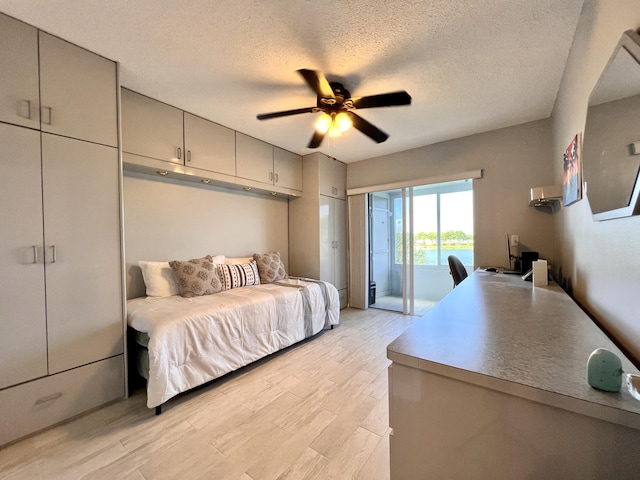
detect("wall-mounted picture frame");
top-left (563, 133), bottom-right (582, 206)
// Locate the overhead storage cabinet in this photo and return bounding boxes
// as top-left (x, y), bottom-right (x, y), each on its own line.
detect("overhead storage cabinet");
top-left (121, 88), bottom-right (236, 176)
top-left (0, 12), bottom-right (123, 446)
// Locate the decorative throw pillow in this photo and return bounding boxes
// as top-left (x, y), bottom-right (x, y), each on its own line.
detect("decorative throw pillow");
top-left (169, 256), bottom-right (223, 297)
top-left (217, 261), bottom-right (260, 290)
top-left (138, 261), bottom-right (181, 297)
top-left (252, 251), bottom-right (288, 283)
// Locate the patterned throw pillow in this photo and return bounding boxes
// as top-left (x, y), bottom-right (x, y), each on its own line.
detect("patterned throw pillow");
top-left (252, 251), bottom-right (288, 283)
top-left (217, 261), bottom-right (260, 290)
top-left (169, 256), bottom-right (223, 297)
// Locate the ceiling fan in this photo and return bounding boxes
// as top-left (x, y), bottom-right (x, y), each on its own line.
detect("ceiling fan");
top-left (256, 69), bottom-right (412, 148)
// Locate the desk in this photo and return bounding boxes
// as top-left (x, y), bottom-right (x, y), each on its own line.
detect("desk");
top-left (387, 271), bottom-right (640, 479)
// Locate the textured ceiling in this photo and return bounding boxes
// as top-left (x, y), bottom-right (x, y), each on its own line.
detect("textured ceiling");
top-left (0, 0), bottom-right (585, 163)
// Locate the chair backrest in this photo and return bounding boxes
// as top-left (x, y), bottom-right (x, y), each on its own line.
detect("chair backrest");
top-left (448, 255), bottom-right (468, 287)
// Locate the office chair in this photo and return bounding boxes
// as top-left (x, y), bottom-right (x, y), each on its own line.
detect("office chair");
top-left (448, 255), bottom-right (468, 287)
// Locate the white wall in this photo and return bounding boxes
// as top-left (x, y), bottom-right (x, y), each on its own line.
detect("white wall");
top-left (551, 0), bottom-right (640, 365)
top-left (123, 172), bottom-right (289, 298)
top-left (347, 118), bottom-right (556, 270)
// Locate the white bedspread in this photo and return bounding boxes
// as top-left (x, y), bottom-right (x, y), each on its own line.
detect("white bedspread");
top-left (127, 279), bottom-right (339, 408)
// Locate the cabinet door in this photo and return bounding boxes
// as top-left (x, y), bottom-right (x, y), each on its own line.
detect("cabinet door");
top-left (39, 32), bottom-right (117, 147)
top-left (318, 154), bottom-right (347, 198)
top-left (121, 88), bottom-right (184, 164)
top-left (334, 198), bottom-right (348, 291)
top-left (0, 13), bottom-right (40, 129)
top-left (0, 124), bottom-right (47, 389)
top-left (184, 113), bottom-right (235, 176)
top-left (41, 134), bottom-right (123, 374)
top-left (319, 195), bottom-right (336, 284)
top-left (236, 133), bottom-right (274, 185)
top-left (274, 147), bottom-right (302, 191)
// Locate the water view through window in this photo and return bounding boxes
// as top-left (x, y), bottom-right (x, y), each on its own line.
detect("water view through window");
top-left (394, 184), bottom-right (474, 267)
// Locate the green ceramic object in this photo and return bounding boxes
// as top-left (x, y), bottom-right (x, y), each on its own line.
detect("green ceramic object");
top-left (587, 348), bottom-right (623, 392)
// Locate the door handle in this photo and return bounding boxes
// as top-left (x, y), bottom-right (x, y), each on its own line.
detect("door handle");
top-left (187, 150), bottom-right (191, 162)
top-left (177, 147), bottom-right (182, 160)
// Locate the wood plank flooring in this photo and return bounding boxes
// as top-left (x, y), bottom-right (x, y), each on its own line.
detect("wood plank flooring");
top-left (0, 308), bottom-right (419, 480)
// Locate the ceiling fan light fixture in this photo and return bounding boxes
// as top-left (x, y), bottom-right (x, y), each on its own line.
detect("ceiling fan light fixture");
top-left (335, 112), bottom-right (352, 132)
top-left (315, 113), bottom-right (332, 134)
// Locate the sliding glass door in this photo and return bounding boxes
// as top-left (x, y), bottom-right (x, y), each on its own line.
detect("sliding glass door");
top-left (369, 179), bottom-right (473, 315)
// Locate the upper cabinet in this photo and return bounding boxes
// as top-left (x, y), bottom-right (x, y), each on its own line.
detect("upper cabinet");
top-left (39, 33), bottom-right (117, 147)
top-left (318, 153), bottom-right (347, 199)
top-left (122, 89), bottom-right (237, 178)
top-left (183, 113), bottom-right (235, 176)
top-left (0, 15), bottom-right (117, 146)
top-left (274, 147), bottom-right (303, 191)
top-left (236, 133), bottom-right (274, 185)
top-left (121, 89), bottom-right (303, 195)
top-left (0, 14), bottom-right (40, 129)
top-left (121, 89), bottom-right (184, 164)
top-left (236, 133), bottom-right (303, 192)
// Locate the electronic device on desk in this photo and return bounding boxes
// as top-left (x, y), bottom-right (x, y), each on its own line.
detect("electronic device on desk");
top-left (503, 232), bottom-right (522, 274)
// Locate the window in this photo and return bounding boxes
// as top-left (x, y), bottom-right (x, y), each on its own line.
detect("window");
top-left (393, 180), bottom-right (473, 266)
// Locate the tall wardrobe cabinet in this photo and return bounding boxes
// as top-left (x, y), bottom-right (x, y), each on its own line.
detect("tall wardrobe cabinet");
top-left (0, 13), bottom-right (124, 446)
top-left (289, 152), bottom-right (348, 308)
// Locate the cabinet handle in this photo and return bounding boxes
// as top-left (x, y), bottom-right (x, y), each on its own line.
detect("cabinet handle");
top-left (32, 245), bottom-right (38, 264)
top-left (41, 106), bottom-right (52, 125)
top-left (20, 100), bottom-right (32, 119)
top-left (45, 245), bottom-right (57, 264)
top-left (186, 150), bottom-right (191, 162)
top-left (177, 147), bottom-right (182, 160)
top-left (269, 172), bottom-right (273, 181)
top-left (34, 392), bottom-right (62, 406)
top-left (275, 173), bottom-right (279, 183)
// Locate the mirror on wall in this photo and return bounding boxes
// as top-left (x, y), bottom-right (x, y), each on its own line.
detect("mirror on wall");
top-left (583, 29), bottom-right (640, 221)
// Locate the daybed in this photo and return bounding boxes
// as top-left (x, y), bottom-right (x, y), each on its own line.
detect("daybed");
top-left (127, 253), bottom-right (339, 413)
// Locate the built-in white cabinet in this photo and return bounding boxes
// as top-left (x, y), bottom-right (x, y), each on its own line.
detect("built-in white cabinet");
top-left (122, 89), bottom-right (237, 177)
top-left (289, 152), bottom-right (348, 307)
top-left (274, 147), bottom-right (303, 191)
top-left (0, 14), bottom-right (118, 146)
top-left (0, 14), bottom-right (40, 129)
top-left (0, 124), bottom-right (47, 389)
top-left (39, 32), bottom-right (118, 147)
top-left (183, 112), bottom-right (236, 176)
top-left (42, 134), bottom-right (123, 373)
top-left (236, 133), bottom-right (303, 191)
top-left (0, 12), bottom-right (123, 446)
top-left (121, 88), bottom-right (184, 164)
top-left (318, 153), bottom-right (347, 199)
top-left (236, 132), bottom-right (273, 184)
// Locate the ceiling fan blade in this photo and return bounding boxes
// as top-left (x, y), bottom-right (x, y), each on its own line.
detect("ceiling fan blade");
top-left (307, 130), bottom-right (325, 149)
top-left (347, 112), bottom-right (389, 143)
top-left (351, 91), bottom-right (412, 109)
top-left (298, 69), bottom-right (335, 101)
top-left (257, 106), bottom-right (315, 120)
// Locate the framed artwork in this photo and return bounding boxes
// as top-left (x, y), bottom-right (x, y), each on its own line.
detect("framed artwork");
top-left (563, 133), bottom-right (582, 206)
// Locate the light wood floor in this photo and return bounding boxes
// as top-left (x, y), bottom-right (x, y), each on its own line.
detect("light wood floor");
top-left (0, 308), bottom-right (419, 480)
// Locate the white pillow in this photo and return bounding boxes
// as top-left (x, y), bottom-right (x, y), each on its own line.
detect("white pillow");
top-left (210, 254), bottom-right (225, 264)
top-left (138, 261), bottom-right (180, 297)
top-left (224, 256), bottom-right (253, 265)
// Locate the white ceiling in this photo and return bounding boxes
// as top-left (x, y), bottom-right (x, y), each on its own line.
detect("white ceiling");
top-left (0, 0), bottom-right (585, 163)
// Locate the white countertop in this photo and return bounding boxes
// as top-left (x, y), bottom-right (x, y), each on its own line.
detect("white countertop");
top-left (387, 271), bottom-right (640, 429)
